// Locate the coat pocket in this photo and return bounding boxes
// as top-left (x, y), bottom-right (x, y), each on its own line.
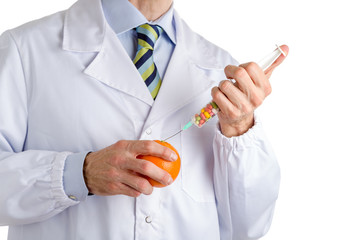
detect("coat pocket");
top-left (180, 120), bottom-right (217, 203)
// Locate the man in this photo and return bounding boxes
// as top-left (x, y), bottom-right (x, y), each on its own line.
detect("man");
top-left (0, 0), bottom-right (288, 239)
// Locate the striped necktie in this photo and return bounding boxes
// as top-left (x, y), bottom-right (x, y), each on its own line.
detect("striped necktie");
top-left (133, 24), bottom-right (163, 99)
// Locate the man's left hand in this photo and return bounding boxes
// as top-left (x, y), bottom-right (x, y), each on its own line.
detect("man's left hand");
top-left (211, 45), bottom-right (289, 137)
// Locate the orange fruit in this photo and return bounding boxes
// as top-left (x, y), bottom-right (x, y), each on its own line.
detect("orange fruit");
top-left (139, 140), bottom-right (181, 188)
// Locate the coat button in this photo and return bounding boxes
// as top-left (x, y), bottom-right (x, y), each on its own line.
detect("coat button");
top-left (145, 216), bottom-right (152, 223)
top-left (68, 195), bottom-right (77, 201)
top-left (146, 128), bottom-right (152, 135)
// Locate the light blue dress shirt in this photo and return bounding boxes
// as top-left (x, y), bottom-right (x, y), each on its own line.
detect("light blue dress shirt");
top-left (63, 0), bottom-right (176, 201)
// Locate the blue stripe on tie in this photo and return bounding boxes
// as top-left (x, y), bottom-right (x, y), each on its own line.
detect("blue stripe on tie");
top-left (135, 50), bottom-right (152, 69)
top-left (152, 25), bottom-right (160, 38)
top-left (144, 67), bottom-right (157, 86)
top-left (136, 27), bottom-right (156, 46)
top-left (137, 56), bottom-right (153, 75)
top-left (148, 70), bottom-right (161, 92)
top-left (137, 33), bottom-right (154, 49)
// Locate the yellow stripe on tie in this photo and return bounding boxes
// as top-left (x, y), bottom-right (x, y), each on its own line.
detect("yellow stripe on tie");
top-left (138, 39), bottom-right (152, 50)
top-left (151, 78), bottom-right (162, 99)
top-left (141, 63), bottom-right (155, 80)
top-left (140, 24), bottom-right (158, 40)
top-left (133, 48), bottom-right (147, 64)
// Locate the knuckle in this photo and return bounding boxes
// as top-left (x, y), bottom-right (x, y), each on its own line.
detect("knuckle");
top-left (219, 80), bottom-right (232, 92)
top-left (246, 62), bottom-right (259, 71)
top-left (115, 140), bottom-right (127, 149)
top-left (242, 103), bottom-right (253, 114)
top-left (160, 173), bottom-right (171, 185)
top-left (252, 93), bottom-right (264, 107)
top-left (115, 140), bottom-right (126, 147)
top-left (264, 84), bottom-right (272, 96)
top-left (211, 87), bottom-right (218, 97)
top-left (107, 169), bottom-right (118, 179)
top-left (233, 67), bottom-right (247, 80)
top-left (162, 148), bottom-right (172, 160)
top-left (136, 179), bottom-right (152, 194)
top-left (224, 65), bottom-right (233, 73)
top-left (108, 155), bottom-right (119, 165)
top-left (132, 191), bottom-right (142, 198)
top-left (109, 154), bottom-right (124, 167)
top-left (118, 183), bottom-right (140, 197)
top-left (107, 182), bottom-right (118, 193)
top-left (128, 190), bottom-right (141, 198)
top-left (211, 87), bottom-right (221, 100)
top-left (142, 141), bottom-right (154, 153)
top-left (229, 110), bottom-right (241, 120)
top-left (140, 161), bottom-right (152, 173)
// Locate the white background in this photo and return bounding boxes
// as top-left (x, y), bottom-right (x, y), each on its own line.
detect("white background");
top-left (1, 0), bottom-right (359, 239)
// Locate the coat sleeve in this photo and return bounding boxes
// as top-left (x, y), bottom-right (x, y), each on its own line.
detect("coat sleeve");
top-left (0, 31), bottom-right (78, 226)
top-left (213, 114), bottom-right (280, 240)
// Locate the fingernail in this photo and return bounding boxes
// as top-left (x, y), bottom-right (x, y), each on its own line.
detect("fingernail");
top-left (167, 176), bottom-right (173, 185)
top-left (170, 153), bottom-right (178, 162)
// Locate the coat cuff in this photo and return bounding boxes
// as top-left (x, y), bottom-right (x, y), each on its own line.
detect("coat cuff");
top-left (214, 112), bottom-right (265, 149)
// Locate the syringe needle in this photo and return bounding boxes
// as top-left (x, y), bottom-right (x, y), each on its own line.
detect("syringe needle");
top-left (162, 129), bottom-right (183, 142)
top-left (162, 121), bottom-right (193, 142)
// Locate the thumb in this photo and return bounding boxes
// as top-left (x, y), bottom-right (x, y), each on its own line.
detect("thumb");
top-left (264, 44), bottom-right (289, 76)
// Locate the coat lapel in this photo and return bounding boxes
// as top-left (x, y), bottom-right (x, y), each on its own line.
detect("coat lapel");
top-left (62, 0), bottom-right (153, 106)
top-left (83, 27), bottom-right (154, 106)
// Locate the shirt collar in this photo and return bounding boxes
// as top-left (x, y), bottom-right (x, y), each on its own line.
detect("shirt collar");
top-left (101, 0), bottom-right (176, 44)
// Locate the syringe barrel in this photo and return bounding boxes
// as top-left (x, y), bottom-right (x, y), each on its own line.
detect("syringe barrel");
top-left (191, 101), bottom-right (220, 128)
top-left (191, 45), bottom-right (286, 128)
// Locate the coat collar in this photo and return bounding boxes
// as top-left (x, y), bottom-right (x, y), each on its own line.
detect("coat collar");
top-left (63, 0), bottom-right (106, 52)
top-left (62, 0), bottom-right (228, 129)
top-left (102, 0), bottom-right (176, 45)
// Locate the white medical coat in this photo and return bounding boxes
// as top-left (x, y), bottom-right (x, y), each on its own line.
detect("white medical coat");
top-left (0, 0), bottom-right (280, 239)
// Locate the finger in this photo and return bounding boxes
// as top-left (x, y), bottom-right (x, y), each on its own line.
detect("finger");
top-left (218, 80), bottom-right (248, 109)
top-left (119, 171), bottom-right (154, 195)
top-left (126, 158), bottom-right (173, 187)
top-left (224, 65), bottom-right (257, 97)
top-left (106, 181), bottom-right (142, 197)
top-left (264, 44), bottom-right (289, 75)
top-left (239, 62), bottom-right (268, 88)
top-left (211, 86), bottom-right (252, 119)
top-left (131, 140), bottom-right (178, 162)
top-left (239, 62), bottom-right (272, 96)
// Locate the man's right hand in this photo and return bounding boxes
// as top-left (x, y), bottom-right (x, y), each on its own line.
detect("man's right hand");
top-left (83, 140), bottom-right (178, 197)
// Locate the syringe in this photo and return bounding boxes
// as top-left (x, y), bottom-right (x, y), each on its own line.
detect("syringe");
top-left (162, 44), bottom-right (287, 142)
